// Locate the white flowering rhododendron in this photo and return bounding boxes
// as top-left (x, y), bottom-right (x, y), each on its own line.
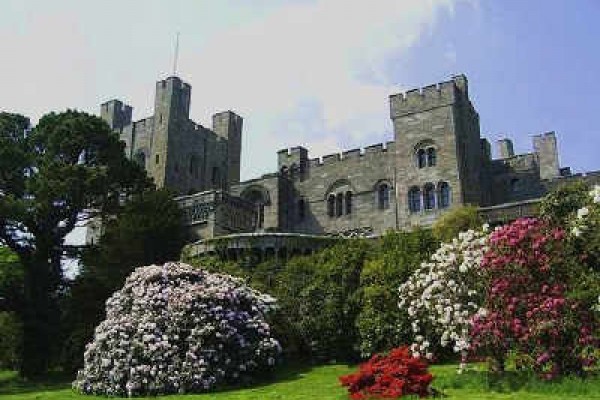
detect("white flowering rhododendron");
top-left (398, 226), bottom-right (489, 367)
top-left (570, 185), bottom-right (600, 238)
top-left (74, 262), bottom-right (281, 397)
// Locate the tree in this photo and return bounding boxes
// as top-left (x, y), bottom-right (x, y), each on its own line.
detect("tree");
top-left (0, 111), bottom-right (150, 377)
top-left (0, 246), bottom-right (24, 369)
top-left (61, 189), bottom-right (187, 373)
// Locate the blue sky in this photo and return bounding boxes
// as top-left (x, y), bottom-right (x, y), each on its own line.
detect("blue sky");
top-left (1, 0), bottom-right (598, 180)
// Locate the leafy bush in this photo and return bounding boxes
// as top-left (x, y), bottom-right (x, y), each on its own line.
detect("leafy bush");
top-left (339, 346), bottom-right (434, 399)
top-left (470, 218), bottom-right (597, 379)
top-left (539, 181), bottom-right (590, 225)
top-left (432, 205), bottom-right (483, 243)
top-left (0, 311), bottom-right (22, 369)
top-left (74, 262), bottom-right (281, 396)
top-left (276, 240), bottom-right (371, 361)
top-left (399, 227), bottom-right (489, 364)
top-left (357, 229), bottom-right (437, 357)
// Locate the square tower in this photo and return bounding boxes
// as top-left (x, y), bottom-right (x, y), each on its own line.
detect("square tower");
top-left (390, 75), bottom-right (483, 227)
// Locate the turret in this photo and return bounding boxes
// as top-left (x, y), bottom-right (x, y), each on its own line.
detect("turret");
top-left (497, 138), bottom-right (515, 158)
top-left (277, 146), bottom-right (308, 179)
top-left (533, 131), bottom-right (560, 180)
top-left (212, 111), bottom-right (243, 185)
top-left (100, 99), bottom-right (132, 131)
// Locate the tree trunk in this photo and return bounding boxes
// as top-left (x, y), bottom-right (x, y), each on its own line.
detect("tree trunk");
top-left (20, 250), bottom-right (60, 378)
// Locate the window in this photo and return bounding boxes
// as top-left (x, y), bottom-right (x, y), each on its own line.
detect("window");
top-left (155, 154), bottom-right (160, 164)
top-left (378, 183), bottom-right (390, 209)
top-left (327, 195), bottom-right (335, 217)
top-left (135, 151), bottom-right (145, 169)
top-left (212, 167), bottom-right (219, 185)
top-left (298, 198), bottom-right (306, 221)
top-left (336, 193), bottom-right (343, 217)
top-left (345, 191), bottom-right (352, 215)
top-left (438, 182), bottom-right (450, 208)
top-left (427, 148), bottom-right (436, 166)
top-left (424, 183), bottom-right (435, 210)
top-left (408, 186), bottom-right (421, 213)
top-left (189, 155), bottom-right (196, 176)
top-left (257, 204), bottom-right (264, 228)
top-left (417, 149), bottom-right (426, 168)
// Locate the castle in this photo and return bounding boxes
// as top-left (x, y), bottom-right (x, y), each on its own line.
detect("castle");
top-left (100, 74), bottom-right (600, 253)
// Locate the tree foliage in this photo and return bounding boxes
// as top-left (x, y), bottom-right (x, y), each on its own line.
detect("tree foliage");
top-left (0, 111), bottom-right (150, 377)
top-left (61, 189), bottom-right (187, 373)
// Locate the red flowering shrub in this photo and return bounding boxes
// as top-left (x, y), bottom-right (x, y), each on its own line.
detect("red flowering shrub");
top-left (470, 218), bottom-right (597, 379)
top-left (339, 346), bottom-right (433, 399)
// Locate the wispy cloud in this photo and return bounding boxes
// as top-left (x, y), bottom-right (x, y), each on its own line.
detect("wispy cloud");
top-left (183, 0), bottom-right (465, 178)
top-left (0, 0), bottom-right (470, 180)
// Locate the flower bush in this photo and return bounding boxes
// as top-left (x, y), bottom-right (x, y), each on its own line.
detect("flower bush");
top-left (470, 218), bottom-right (596, 378)
top-left (339, 346), bottom-right (434, 399)
top-left (398, 227), bottom-right (489, 363)
top-left (73, 262), bottom-right (281, 396)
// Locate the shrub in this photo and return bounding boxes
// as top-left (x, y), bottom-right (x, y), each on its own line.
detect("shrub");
top-left (399, 226), bottom-right (489, 364)
top-left (0, 311), bottom-right (22, 369)
top-left (432, 205), bottom-right (483, 243)
top-left (74, 262), bottom-right (281, 396)
top-left (339, 346), bottom-right (434, 399)
top-left (357, 229), bottom-right (437, 357)
top-left (470, 218), bottom-right (597, 379)
top-left (539, 181), bottom-right (591, 226)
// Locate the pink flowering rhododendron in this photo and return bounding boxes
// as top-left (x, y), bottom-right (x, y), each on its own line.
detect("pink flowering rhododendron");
top-left (470, 218), bottom-right (597, 379)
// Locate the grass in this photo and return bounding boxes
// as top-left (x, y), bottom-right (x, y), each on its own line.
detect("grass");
top-left (2, 363), bottom-right (600, 399)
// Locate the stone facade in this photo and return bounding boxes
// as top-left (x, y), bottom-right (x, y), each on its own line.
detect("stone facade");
top-left (102, 75), bottom-right (600, 242)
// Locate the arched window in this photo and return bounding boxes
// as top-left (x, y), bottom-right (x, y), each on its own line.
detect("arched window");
top-left (417, 149), bottom-right (426, 168)
top-left (378, 183), bottom-right (390, 209)
top-left (211, 167), bottom-right (219, 185)
top-left (336, 193), bottom-right (343, 217)
top-left (257, 204), bottom-right (264, 228)
top-left (345, 191), bottom-right (352, 215)
top-left (424, 183), bottom-right (436, 210)
top-left (298, 198), bottom-right (306, 221)
top-left (426, 147), bottom-right (436, 166)
top-left (408, 186), bottom-right (421, 213)
top-left (189, 155), bottom-right (198, 177)
top-left (438, 182), bottom-right (450, 208)
top-left (327, 195), bottom-right (335, 217)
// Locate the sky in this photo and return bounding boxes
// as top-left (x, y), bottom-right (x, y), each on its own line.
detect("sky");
top-left (1, 0), bottom-right (599, 181)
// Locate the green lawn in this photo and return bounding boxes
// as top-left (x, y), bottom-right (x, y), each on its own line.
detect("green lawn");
top-left (2, 363), bottom-right (600, 399)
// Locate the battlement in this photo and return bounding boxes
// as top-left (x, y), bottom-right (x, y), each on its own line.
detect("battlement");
top-left (297, 141), bottom-right (395, 169)
top-left (157, 76), bottom-right (192, 91)
top-left (389, 75), bottom-right (468, 119)
top-left (100, 99), bottom-right (133, 130)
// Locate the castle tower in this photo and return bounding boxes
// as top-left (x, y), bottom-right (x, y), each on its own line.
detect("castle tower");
top-left (277, 146), bottom-right (308, 180)
top-left (213, 111), bottom-right (243, 186)
top-left (533, 131), bottom-right (560, 180)
top-left (390, 74), bottom-right (483, 226)
top-left (497, 138), bottom-right (515, 158)
top-left (151, 76), bottom-right (192, 189)
top-left (100, 99), bottom-right (132, 131)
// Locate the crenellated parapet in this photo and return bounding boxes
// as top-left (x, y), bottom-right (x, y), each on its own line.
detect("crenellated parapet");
top-left (100, 99), bottom-right (133, 130)
top-left (389, 75), bottom-right (469, 119)
top-left (281, 141), bottom-right (395, 170)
